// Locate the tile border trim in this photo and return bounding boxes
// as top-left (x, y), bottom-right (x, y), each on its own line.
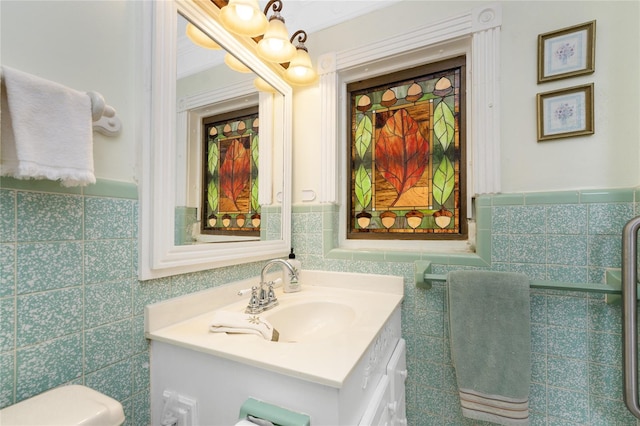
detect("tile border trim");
top-left (1, 177), bottom-right (138, 200)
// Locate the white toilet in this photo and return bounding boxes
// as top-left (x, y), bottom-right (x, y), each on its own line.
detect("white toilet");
top-left (0, 385), bottom-right (125, 425)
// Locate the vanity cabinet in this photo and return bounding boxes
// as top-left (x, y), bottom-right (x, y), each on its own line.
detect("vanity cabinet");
top-left (150, 308), bottom-right (405, 425)
top-left (387, 339), bottom-right (408, 425)
top-left (359, 338), bottom-right (407, 426)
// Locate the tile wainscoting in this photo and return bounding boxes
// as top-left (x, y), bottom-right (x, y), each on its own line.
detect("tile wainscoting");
top-left (1, 178), bottom-right (639, 425)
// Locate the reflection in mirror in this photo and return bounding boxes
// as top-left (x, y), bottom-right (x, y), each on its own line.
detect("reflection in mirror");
top-left (175, 13), bottom-right (284, 246)
top-left (139, 0), bottom-right (292, 280)
top-left (193, 106), bottom-right (261, 243)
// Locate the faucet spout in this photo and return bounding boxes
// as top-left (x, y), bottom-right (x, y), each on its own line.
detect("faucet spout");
top-left (261, 258), bottom-right (297, 284)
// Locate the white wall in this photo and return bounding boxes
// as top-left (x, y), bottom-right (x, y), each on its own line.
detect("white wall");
top-left (1, 0), bottom-right (141, 183)
top-left (499, 1), bottom-right (639, 193)
top-left (293, 1), bottom-right (640, 202)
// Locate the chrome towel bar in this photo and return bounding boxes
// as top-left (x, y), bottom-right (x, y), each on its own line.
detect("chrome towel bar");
top-left (416, 261), bottom-right (635, 304)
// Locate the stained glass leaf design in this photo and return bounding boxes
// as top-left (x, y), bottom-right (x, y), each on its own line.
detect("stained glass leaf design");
top-left (251, 176), bottom-right (259, 212)
top-left (207, 180), bottom-right (218, 211)
top-left (251, 134), bottom-right (259, 166)
top-left (355, 114), bottom-right (372, 159)
top-left (208, 142), bottom-right (219, 174)
top-left (433, 101), bottom-right (455, 151)
top-left (220, 140), bottom-right (250, 210)
top-left (355, 164), bottom-right (372, 210)
top-left (375, 109), bottom-right (429, 206)
top-left (433, 156), bottom-right (455, 206)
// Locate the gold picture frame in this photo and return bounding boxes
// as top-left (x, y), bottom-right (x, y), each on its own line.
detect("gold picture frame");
top-left (537, 83), bottom-right (594, 141)
top-left (538, 21), bottom-right (596, 83)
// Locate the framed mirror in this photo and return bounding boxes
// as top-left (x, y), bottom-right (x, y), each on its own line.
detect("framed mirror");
top-left (139, 0), bottom-right (292, 280)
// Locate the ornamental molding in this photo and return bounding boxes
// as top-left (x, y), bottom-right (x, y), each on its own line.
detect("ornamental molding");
top-left (317, 3), bottom-right (502, 203)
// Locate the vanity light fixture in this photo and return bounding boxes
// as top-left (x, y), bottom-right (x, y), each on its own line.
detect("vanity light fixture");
top-left (220, 0), bottom-right (268, 37)
top-left (256, 0), bottom-right (296, 64)
top-left (284, 30), bottom-right (317, 86)
top-left (217, 0), bottom-right (318, 87)
top-left (185, 22), bottom-right (221, 50)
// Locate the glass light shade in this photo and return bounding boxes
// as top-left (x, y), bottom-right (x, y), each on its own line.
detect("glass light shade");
top-left (257, 18), bottom-right (296, 63)
top-left (254, 77), bottom-right (278, 93)
top-left (224, 53), bottom-right (252, 73)
top-left (185, 22), bottom-right (221, 50)
top-left (285, 48), bottom-right (317, 85)
top-left (220, 0), bottom-right (268, 37)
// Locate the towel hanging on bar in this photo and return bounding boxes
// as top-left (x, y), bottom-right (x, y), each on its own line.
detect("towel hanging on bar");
top-left (0, 65), bottom-right (118, 186)
top-left (1, 65), bottom-right (95, 186)
top-left (448, 270), bottom-right (531, 425)
top-left (0, 66), bottom-right (121, 137)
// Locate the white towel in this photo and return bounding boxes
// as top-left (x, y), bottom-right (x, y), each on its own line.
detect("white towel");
top-left (1, 65), bottom-right (95, 186)
top-left (235, 417), bottom-right (275, 426)
top-left (209, 311), bottom-right (279, 341)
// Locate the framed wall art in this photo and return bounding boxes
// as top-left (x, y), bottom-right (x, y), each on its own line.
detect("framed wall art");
top-left (538, 20), bottom-right (595, 83)
top-left (537, 83), bottom-right (594, 141)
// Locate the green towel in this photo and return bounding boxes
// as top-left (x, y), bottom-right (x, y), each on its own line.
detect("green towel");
top-left (448, 270), bottom-right (531, 425)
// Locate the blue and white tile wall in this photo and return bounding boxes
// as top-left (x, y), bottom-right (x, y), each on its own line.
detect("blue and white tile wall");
top-left (1, 181), bottom-right (639, 425)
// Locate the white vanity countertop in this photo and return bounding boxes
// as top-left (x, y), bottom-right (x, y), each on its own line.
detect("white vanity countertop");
top-left (145, 270), bottom-right (404, 388)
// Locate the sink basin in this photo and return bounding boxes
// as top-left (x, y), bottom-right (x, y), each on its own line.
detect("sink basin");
top-left (264, 301), bottom-right (356, 343)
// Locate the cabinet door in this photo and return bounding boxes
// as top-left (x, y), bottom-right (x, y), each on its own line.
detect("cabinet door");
top-left (359, 375), bottom-right (391, 426)
top-left (386, 339), bottom-right (407, 425)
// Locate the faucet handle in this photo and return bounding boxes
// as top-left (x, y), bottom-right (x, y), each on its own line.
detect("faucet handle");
top-left (267, 282), bottom-right (278, 305)
top-left (245, 286), bottom-right (263, 314)
top-left (248, 286), bottom-right (260, 308)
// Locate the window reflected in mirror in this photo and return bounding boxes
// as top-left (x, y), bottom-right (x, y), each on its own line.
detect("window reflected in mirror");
top-left (173, 12), bottom-right (285, 247)
top-left (201, 107), bottom-right (261, 238)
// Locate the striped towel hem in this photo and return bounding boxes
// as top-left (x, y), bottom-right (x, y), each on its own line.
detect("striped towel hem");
top-left (459, 388), bottom-right (529, 425)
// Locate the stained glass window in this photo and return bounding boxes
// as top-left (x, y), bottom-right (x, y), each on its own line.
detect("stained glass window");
top-left (347, 56), bottom-right (467, 240)
top-left (201, 107), bottom-right (260, 236)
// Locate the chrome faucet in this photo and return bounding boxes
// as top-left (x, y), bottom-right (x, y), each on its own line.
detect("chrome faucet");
top-left (245, 259), bottom-right (298, 314)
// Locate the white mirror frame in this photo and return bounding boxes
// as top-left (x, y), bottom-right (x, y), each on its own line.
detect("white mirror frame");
top-left (139, 0), bottom-right (292, 280)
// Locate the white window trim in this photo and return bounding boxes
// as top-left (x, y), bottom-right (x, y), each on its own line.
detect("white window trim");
top-left (317, 3), bottom-right (501, 253)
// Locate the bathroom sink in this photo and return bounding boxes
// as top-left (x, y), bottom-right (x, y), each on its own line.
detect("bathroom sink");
top-left (145, 270), bottom-right (404, 386)
top-left (264, 301), bottom-right (356, 343)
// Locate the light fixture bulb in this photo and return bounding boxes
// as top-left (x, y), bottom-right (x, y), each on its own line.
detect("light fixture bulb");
top-left (235, 4), bottom-right (255, 21)
top-left (224, 53), bottom-right (251, 73)
top-left (257, 16), bottom-right (296, 63)
top-left (267, 38), bottom-right (285, 52)
top-left (285, 47), bottom-right (317, 86)
top-left (292, 64), bottom-right (307, 77)
top-left (253, 77), bottom-right (278, 93)
top-left (220, 0), bottom-right (268, 37)
top-left (185, 22), bottom-right (221, 50)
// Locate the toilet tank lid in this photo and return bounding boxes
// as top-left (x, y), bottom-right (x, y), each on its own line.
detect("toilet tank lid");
top-left (0, 385), bottom-right (125, 426)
